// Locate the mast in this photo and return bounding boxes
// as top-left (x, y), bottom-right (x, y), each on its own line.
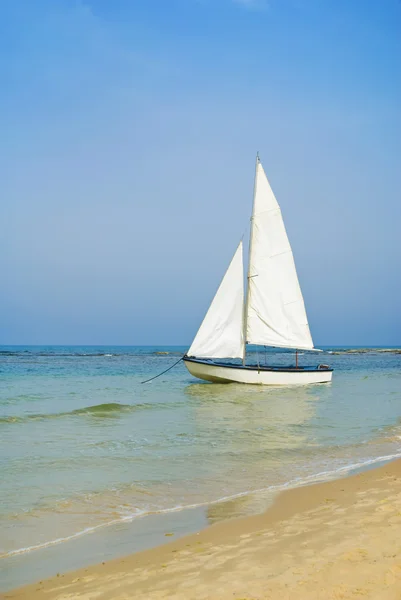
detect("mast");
top-left (242, 152), bottom-right (260, 366)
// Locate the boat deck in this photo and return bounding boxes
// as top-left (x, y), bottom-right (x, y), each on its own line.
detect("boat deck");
top-left (184, 356), bottom-right (333, 373)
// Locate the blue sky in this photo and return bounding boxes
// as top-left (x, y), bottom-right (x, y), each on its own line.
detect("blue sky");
top-left (1, 0), bottom-right (400, 346)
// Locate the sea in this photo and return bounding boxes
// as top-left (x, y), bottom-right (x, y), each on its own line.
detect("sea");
top-left (1, 345), bottom-right (401, 590)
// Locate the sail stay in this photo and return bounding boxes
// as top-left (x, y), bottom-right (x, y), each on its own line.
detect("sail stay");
top-left (245, 160), bottom-right (314, 350)
top-left (188, 241), bottom-right (245, 359)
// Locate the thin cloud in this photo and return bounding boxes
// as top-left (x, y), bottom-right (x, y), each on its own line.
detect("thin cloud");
top-left (232, 0), bottom-right (268, 9)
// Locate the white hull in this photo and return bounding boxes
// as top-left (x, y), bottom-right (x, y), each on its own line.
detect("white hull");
top-left (184, 358), bottom-right (332, 386)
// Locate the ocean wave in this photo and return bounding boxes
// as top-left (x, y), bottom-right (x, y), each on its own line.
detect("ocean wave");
top-left (2, 450), bottom-right (401, 560)
top-left (327, 348), bottom-right (401, 355)
top-left (0, 350), bottom-right (185, 358)
top-left (2, 347), bottom-right (399, 359)
top-left (0, 351), bottom-right (120, 357)
top-left (0, 402), bottom-right (157, 424)
top-left (370, 419), bottom-right (401, 443)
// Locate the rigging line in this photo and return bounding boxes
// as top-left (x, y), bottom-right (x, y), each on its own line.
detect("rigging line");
top-left (141, 356), bottom-right (184, 384)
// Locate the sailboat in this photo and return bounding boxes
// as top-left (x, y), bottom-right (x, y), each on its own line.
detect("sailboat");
top-left (183, 155), bottom-right (333, 385)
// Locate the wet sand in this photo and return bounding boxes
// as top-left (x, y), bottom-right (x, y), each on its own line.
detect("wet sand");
top-left (5, 459), bottom-right (401, 600)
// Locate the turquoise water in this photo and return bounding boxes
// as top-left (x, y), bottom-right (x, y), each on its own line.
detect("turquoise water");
top-left (1, 345), bottom-right (401, 587)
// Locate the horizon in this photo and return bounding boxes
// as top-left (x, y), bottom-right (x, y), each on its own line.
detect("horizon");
top-left (2, 0), bottom-right (400, 347)
top-left (1, 344), bottom-right (400, 349)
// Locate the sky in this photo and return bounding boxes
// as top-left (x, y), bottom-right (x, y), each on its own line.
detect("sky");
top-left (1, 0), bottom-right (400, 346)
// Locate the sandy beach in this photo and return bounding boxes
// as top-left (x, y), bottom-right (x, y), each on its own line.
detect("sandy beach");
top-left (5, 458), bottom-right (401, 600)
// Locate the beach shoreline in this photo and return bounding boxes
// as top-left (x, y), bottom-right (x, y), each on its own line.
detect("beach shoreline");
top-left (6, 457), bottom-right (401, 599)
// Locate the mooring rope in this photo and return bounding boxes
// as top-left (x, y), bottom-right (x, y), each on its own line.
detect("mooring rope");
top-left (141, 356), bottom-right (184, 384)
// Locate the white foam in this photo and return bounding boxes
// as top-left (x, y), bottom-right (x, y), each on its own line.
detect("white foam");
top-left (0, 513), bottom-right (144, 559)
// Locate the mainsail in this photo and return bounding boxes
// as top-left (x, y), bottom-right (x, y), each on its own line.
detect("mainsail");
top-left (245, 159), bottom-right (314, 350)
top-left (187, 241), bottom-right (245, 359)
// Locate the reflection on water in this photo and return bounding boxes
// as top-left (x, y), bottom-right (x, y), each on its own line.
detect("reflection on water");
top-left (182, 382), bottom-right (326, 519)
top-left (186, 379), bottom-right (320, 412)
top-left (185, 381), bottom-right (319, 449)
